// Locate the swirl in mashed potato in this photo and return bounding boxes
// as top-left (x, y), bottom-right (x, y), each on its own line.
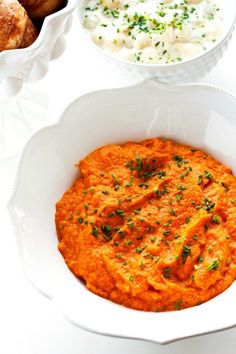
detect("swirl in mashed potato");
top-left (83, 0), bottom-right (223, 64)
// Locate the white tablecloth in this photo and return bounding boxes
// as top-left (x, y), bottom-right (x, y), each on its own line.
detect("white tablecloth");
top-left (1, 15), bottom-right (236, 354)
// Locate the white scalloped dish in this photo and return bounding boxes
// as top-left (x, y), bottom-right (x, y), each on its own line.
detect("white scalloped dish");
top-left (78, 0), bottom-right (236, 83)
top-left (8, 80), bottom-right (236, 344)
top-left (0, 0), bottom-right (76, 96)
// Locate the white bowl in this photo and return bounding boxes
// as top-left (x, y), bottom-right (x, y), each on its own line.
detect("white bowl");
top-left (77, 1), bottom-right (236, 83)
top-left (8, 80), bottom-right (236, 344)
top-left (0, 0), bottom-right (76, 97)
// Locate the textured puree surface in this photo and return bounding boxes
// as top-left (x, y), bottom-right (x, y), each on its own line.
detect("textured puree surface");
top-left (55, 138), bottom-right (236, 312)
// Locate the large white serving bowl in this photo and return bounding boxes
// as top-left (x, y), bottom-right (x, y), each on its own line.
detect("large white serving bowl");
top-left (8, 80), bottom-right (236, 344)
top-left (77, 0), bottom-right (236, 83)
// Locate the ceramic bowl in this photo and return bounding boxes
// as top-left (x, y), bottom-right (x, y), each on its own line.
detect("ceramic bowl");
top-left (0, 0), bottom-right (76, 97)
top-left (8, 80), bottom-right (236, 344)
top-left (77, 1), bottom-right (236, 83)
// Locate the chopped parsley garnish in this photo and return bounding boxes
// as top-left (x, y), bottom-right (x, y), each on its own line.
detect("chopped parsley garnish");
top-left (198, 175), bottom-right (203, 185)
top-left (180, 169), bottom-right (189, 179)
top-left (101, 224), bottom-right (111, 236)
top-left (173, 155), bottom-right (183, 167)
top-left (136, 155), bottom-right (143, 171)
top-left (124, 240), bottom-right (132, 246)
top-left (168, 208), bottom-right (177, 216)
top-left (126, 161), bottom-right (134, 171)
top-left (207, 260), bottom-right (220, 271)
top-left (175, 300), bottom-right (183, 310)
top-left (116, 209), bottom-right (125, 218)
top-left (182, 245), bottom-right (191, 258)
top-left (185, 216), bottom-right (190, 224)
top-left (177, 185), bottom-right (186, 191)
top-left (91, 227), bottom-right (99, 238)
top-left (175, 193), bottom-right (182, 202)
top-left (163, 267), bottom-right (171, 278)
top-left (204, 170), bottom-right (213, 181)
top-left (78, 217), bottom-right (84, 224)
top-left (127, 221), bottom-right (134, 229)
top-left (136, 235), bottom-right (143, 241)
top-left (129, 275), bottom-right (134, 282)
top-left (203, 197), bottom-right (215, 212)
top-left (211, 214), bottom-right (220, 224)
top-left (157, 170), bottom-right (166, 179)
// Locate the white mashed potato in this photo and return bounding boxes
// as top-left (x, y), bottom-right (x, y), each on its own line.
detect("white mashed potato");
top-left (83, 0), bottom-right (223, 64)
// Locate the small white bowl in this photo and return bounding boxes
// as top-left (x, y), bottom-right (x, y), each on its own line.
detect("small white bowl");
top-left (0, 0), bottom-right (76, 97)
top-left (77, 0), bottom-right (236, 83)
top-left (8, 80), bottom-right (236, 344)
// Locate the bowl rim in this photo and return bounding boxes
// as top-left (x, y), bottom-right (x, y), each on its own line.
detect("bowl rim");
top-left (0, 0), bottom-right (77, 60)
top-left (77, 0), bottom-right (236, 69)
top-left (7, 80), bottom-right (236, 344)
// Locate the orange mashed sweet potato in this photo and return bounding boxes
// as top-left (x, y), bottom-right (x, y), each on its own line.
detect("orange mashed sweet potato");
top-left (55, 138), bottom-right (236, 312)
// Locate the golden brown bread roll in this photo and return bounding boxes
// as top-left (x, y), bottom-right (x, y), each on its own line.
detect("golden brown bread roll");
top-left (20, 0), bottom-right (64, 20)
top-left (0, 0), bottom-right (38, 51)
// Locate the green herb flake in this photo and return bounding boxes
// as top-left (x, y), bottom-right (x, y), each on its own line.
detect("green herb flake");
top-left (136, 155), bottom-right (143, 171)
top-left (185, 216), bottom-right (190, 224)
top-left (136, 235), bottom-right (143, 241)
top-left (177, 185), bottom-right (186, 191)
top-left (101, 224), bottom-right (111, 237)
top-left (175, 193), bottom-right (182, 202)
top-left (207, 259), bottom-right (220, 271)
top-left (204, 170), bottom-right (213, 181)
top-left (127, 221), bottom-right (134, 229)
top-left (158, 170), bottom-right (166, 179)
top-left (163, 267), bottom-right (171, 278)
top-left (203, 197), bottom-right (215, 212)
top-left (173, 155), bottom-right (183, 167)
top-left (211, 214), bottom-right (220, 224)
top-left (116, 209), bottom-right (125, 218)
top-left (175, 300), bottom-right (183, 311)
top-left (198, 175), bottom-right (203, 185)
top-left (124, 240), bottom-right (132, 246)
top-left (78, 217), bottom-right (84, 224)
top-left (168, 208), bottom-right (177, 216)
top-left (180, 169), bottom-right (189, 179)
top-left (182, 245), bottom-right (191, 258)
top-left (91, 227), bottom-right (99, 238)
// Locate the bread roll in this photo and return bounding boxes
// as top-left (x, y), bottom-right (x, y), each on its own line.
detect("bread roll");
top-left (0, 0), bottom-right (38, 51)
top-left (20, 0), bottom-right (64, 20)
